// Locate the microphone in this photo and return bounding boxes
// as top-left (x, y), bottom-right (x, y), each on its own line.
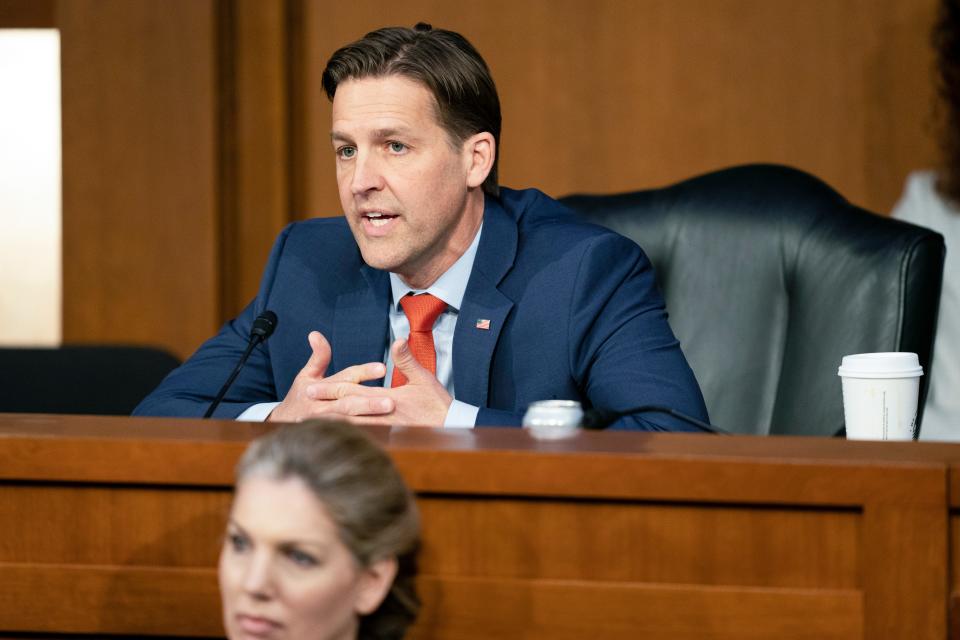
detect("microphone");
top-left (581, 404), bottom-right (729, 434)
top-left (203, 310), bottom-right (278, 418)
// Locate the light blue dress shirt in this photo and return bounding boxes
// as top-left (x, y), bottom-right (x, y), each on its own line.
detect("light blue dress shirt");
top-left (238, 224), bottom-right (482, 427)
top-left (386, 224), bottom-right (482, 428)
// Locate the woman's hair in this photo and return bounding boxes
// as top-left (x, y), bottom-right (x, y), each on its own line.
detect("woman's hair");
top-left (235, 421), bottom-right (420, 640)
top-left (934, 0), bottom-right (960, 203)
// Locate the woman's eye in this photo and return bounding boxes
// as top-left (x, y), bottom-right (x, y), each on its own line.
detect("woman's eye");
top-left (227, 532), bottom-right (249, 552)
top-left (337, 146), bottom-right (356, 159)
top-left (388, 141), bottom-right (406, 153)
top-left (287, 548), bottom-right (318, 568)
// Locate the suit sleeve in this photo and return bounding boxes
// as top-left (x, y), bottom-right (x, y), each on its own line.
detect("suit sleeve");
top-left (131, 225), bottom-right (294, 418)
top-left (475, 407), bottom-right (525, 427)
top-left (569, 233), bottom-right (709, 431)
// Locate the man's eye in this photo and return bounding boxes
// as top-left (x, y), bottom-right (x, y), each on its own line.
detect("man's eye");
top-left (337, 146), bottom-right (356, 159)
top-left (388, 141), bottom-right (406, 153)
top-left (286, 548), bottom-right (318, 567)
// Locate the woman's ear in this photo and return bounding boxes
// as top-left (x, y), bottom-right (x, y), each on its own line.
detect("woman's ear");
top-left (354, 556), bottom-right (399, 615)
top-left (464, 132), bottom-right (495, 189)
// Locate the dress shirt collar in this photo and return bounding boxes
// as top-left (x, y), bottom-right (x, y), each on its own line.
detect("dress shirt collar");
top-left (389, 223), bottom-right (483, 312)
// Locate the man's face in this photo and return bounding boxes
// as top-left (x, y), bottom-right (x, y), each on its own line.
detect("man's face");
top-left (331, 75), bottom-right (484, 288)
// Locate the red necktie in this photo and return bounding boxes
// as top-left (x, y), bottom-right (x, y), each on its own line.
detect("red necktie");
top-left (392, 293), bottom-right (448, 387)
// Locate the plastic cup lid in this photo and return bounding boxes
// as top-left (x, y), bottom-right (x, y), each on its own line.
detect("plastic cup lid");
top-left (837, 352), bottom-right (923, 379)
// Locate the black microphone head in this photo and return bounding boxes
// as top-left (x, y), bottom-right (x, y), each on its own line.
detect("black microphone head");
top-left (250, 310), bottom-right (278, 340)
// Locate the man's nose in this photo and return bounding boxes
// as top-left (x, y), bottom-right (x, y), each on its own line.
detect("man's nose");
top-left (350, 151), bottom-right (385, 195)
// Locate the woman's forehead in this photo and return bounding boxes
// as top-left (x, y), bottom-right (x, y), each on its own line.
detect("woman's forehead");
top-left (231, 475), bottom-right (338, 546)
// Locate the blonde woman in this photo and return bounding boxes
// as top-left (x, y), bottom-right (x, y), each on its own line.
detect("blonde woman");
top-left (219, 422), bottom-right (419, 640)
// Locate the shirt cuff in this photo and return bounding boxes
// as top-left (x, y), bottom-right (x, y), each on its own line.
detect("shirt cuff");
top-left (236, 402), bottom-right (281, 422)
top-left (444, 399), bottom-right (479, 428)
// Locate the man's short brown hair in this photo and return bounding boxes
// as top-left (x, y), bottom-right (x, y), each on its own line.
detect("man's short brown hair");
top-left (322, 23), bottom-right (502, 197)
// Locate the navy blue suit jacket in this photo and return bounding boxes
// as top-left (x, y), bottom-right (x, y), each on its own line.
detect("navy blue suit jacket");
top-left (134, 188), bottom-right (708, 430)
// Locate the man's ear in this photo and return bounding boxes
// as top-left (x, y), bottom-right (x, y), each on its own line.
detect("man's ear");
top-left (464, 132), bottom-right (495, 189)
top-left (354, 556), bottom-right (399, 615)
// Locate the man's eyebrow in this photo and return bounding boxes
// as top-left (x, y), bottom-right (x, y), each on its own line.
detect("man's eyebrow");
top-left (371, 127), bottom-right (411, 139)
top-left (330, 127), bottom-right (415, 144)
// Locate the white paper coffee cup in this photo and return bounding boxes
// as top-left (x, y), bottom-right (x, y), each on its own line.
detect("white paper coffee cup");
top-left (837, 352), bottom-right (923, 440)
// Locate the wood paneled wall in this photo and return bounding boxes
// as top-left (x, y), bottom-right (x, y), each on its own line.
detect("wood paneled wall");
top-left (58, 0), bottom-right (221, 358)
top-left (44, 0), bottom-right (940, 358)
top-left (299, 0), bottom-right (940, 218)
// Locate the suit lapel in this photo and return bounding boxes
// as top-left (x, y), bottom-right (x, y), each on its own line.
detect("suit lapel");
top-left (453, 196), bottom-right (517, 406)
top-left (332, 265), bottom-right (390, 387)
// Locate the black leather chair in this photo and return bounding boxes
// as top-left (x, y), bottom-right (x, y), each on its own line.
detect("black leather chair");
top-left (562, 164), bottom-right (945, 436)
top-left (0, 345), bottom-right (181, 415)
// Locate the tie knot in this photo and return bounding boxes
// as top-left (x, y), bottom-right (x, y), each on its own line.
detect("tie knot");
top-left (399, 294), bottom-right (447, 332)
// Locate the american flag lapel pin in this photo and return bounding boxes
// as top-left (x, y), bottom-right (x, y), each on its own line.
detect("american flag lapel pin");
top-left (475, 318), bottom-right (491, 330)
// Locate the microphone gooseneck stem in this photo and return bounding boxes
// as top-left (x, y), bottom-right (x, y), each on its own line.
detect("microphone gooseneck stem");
top-left (203, 336), bottom-right (261, 419)
top-left (203, 310), bottom-right (278, 419)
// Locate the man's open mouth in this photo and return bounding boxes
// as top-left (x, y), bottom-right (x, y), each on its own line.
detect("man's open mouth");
top-left (364, 212), bottom-right (398, 227)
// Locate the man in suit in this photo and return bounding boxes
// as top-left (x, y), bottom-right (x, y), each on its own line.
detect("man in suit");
top-left (134, 23), bottom-right (708, 430)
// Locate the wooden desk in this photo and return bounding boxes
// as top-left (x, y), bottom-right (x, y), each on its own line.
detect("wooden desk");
top-left (0, 414), bottom-right (956, 639)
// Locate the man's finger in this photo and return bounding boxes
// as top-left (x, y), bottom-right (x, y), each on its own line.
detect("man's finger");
top-left (339, 395), bottom-right (394, 416)
top-left (308, 379), bottom-right (398, 403)
top-left (302, 331), bottom-right (332, 378)
top-left (305, 395), bottom-right (394, 417)
top-left (391, 338), bottom-right (432, 383)
top-left (306, 380), bottom-right (379, 401)
top-left (325, 361), bottom-right (387, 384)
